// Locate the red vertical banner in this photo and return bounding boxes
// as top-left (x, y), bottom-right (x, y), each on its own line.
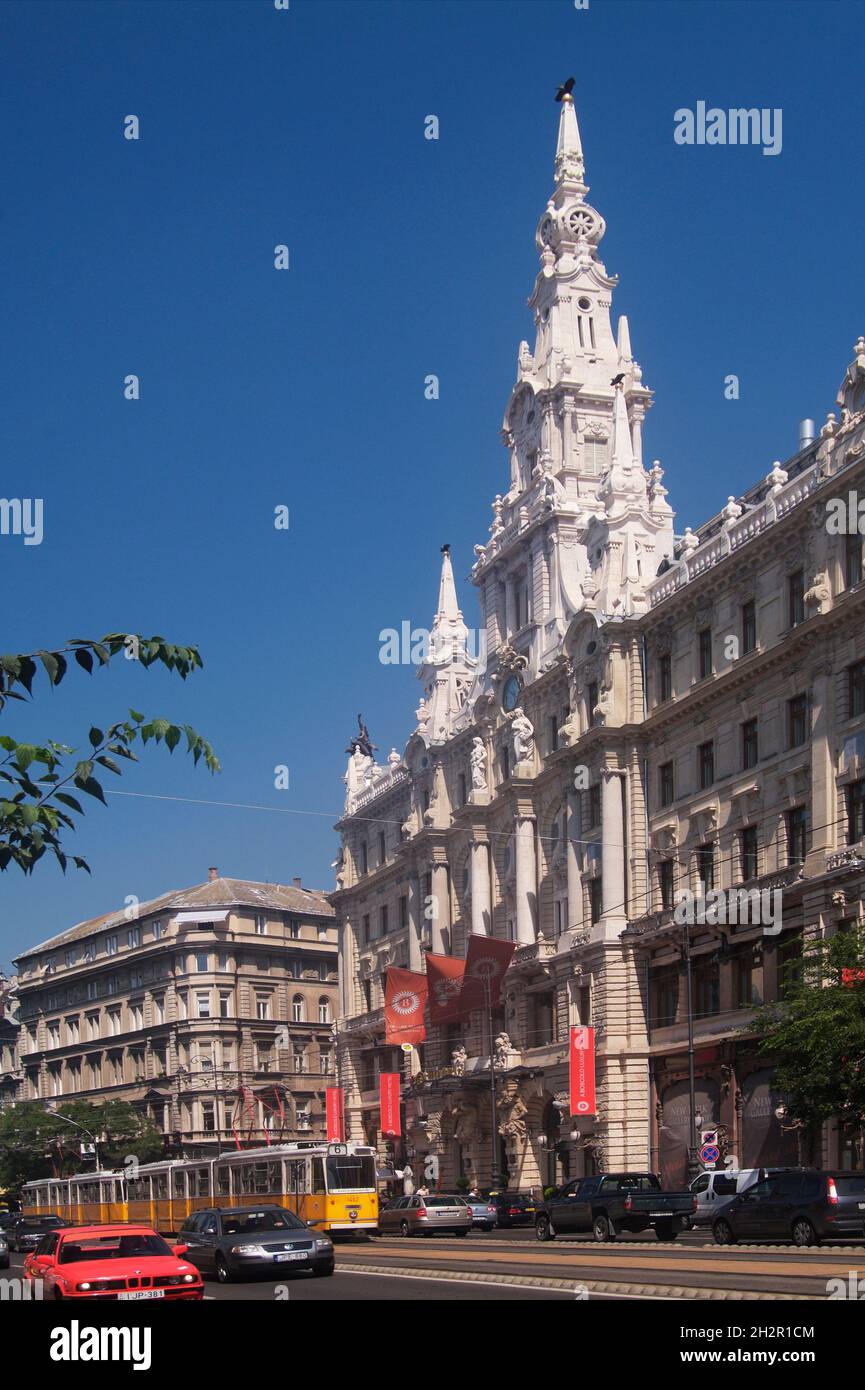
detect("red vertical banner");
top-left (569, 1026), bottom-right (596, 1117)
top-left (379, 1072), bottom-right (401, 1137)
top-left (325, 1087), bottom-right (344, 1142)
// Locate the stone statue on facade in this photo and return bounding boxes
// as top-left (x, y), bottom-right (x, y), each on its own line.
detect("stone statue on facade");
top-left (451, 1045), bottom-right (467, 1077)
top-left (510, 708), bottom-right (535, 764)
top-left (346, 714), bottom-right (377, 759)
top-left (470, 736), bottom-right (488, 791)
top-left (494, 1032), bottom-right (514, 1069)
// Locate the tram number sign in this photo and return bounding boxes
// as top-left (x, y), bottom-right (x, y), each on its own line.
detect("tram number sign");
top-left (700, 1143), bottom-right (720, 1165)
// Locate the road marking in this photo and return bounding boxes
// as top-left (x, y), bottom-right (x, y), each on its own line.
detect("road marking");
top-left (334, 1269), bottom-right (682, 1299)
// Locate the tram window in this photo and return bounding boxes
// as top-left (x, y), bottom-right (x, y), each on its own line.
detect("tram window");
top-left (311, 1158), bottom-right (326, 1195)
top-left (154, 1173), bottom-right (168, 1199)
top-left (216, 1166), bottom-right (230, 1198)
top-left (253, 1163), bottom-right (270, 1194)
top-left (326, 1152), bottom-right (377, 1191)
top-left (192, 1168), bottom-right (210, 1198)
top-left (285, 1160), bottom-right (303, 1194)
top-left (267, 1162), bottom-right (282, 1191)
top-left (128, 1177), bottom-right (148, 1201)
top-left (172, 1169), bottom-right (186, 1198)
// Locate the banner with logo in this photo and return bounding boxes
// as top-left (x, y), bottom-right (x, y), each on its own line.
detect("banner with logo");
top-left (325, 1087), bottom-right (344, 1142)
top-left (425, 952), bottom-right (466, 1024)
top-left (379, 1072), bottom-right (401, 1137)
top-left (569, 1025), bottom-right (596, 1117)
top-left (460, 934), bottom-right (517, 1014)
top-left (384, 966), bottom-right (428, 1045)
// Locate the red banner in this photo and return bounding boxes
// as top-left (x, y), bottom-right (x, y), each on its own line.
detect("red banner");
top-left (460, 934), bottom-right (517, 1014)
top-left (425, 952), bottom-right (466, 1024)
top-left (325, 1087), bottom-right (344, 1142)
top-left (379, 1072), bottom-right (401, 1137)
top-left (385, 967), bottom-right (428, 1045)
top-left (569, 1026), bottom-right (596, 1118)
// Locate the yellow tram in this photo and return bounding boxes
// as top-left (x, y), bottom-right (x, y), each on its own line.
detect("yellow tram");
top-left (21, 1141), bottom-right (378, 1235)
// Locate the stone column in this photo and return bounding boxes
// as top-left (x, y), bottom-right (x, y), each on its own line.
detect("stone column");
top-left (515, 812), bottom-right (538, 944)
top-left (600, 768), bottom-right (628, 937)
top-left (471, 839), bottom-right (491, 936)
top-left (430, 861), bottom-right (450, 954)
top-left (407, 873), bottom-right (423, 971)
top-left (808, 663), bottom-right (834, 871)
top-left (338, 916), bottom-right (356, 1017)
top-left (567, 787), bottom-right (583, 931)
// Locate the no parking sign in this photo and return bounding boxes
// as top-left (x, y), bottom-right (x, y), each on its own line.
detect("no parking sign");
top-left (700, 1142), bottom-right (720, 1165)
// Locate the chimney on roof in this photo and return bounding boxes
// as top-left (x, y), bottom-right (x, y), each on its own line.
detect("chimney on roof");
top-left (208, 866), bottom-right (219, 882)
top-left (292, 876), bottom-right (302, 888)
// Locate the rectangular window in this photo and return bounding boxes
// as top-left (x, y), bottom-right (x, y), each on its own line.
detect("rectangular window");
top-left (786, 805), bottom-right (808, 864)
top-left (195, 991), bottom-right (211, 1019)
top-left (698, 628), bottom-right (713, 680)
top-left (219, 990), bottom-right (232, 1018)
top-left (652, 966), bottom-right (679, 1029)
top-left (847, 780), bottom-right (865, 844)
top-left (658, 860), bottom-right (674, 911)
top-left (548, 714), bottom-right (558, 752)
top-left (589, 878), bottom-right (603, 925)
top-left (458, 772), bottom-right (467, 807)
top-left (741, 718), bottom-right (758, 770)
top-left (399, 895), bottom-right (408, 930)
top-left (360, 844), bottom-right (368, 876)
top-left (195, 952), bottom-right (209, 972)
top-left (255, 915), bottom-right (267, 935)
top-left (696, 843), bottom-right (715, 893)
top-left (845, 534), bottom-right (863, 589)
top-left (693, 958), bottom-right (720, 1017)
top-left (788, 570), bottom-right (805, 628)
top-left (787, 693), bottom-right (809, 748)
top-left (502, 743), bottom-right (510, 780)
top-left (152, 920), bottom-right (164, 940)
top-left (698, 741), bottom-right (714, 789)
top-left (733, 952), bottom-right (757, 1009)
top-left (587, 682), bottom-right (599, 725)
top-left (741, 599), bottom-right (756, 654)
top-left (105, 936), bottom-right (118, 956)
top-left (658, 761), bottom-right (674, 808)
top-left (848, 660), bottom-right (865, 719)
top-left (588, 783), bottom-right (601, 829)
top-left (378, 832), bottom-right (386, 865)
top-left (255, 993), bottom-right (271, 1021)
top-left (381, 904), bottom-right (389, 936)
top-left (363, 914), bottom-right (371, 944)
top-left (740, 825), bottom-right (758, 881)
top-left (658, 653), bottom-right (672, 704)
top-left (127, 926), bottom-right (141, 948)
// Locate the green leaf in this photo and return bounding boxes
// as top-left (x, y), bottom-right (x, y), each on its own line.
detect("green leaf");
top-left (74, 648), bottom-right (94, 674)
top-left (36, 651), bottom-right (59, 683)
top-left (73, 775), bottom-right (107, 805)
top-left (89, 727), bottom-right (104, 748)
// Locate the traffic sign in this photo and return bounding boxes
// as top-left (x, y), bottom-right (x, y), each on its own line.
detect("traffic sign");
top-left (700, 1143), bottom-right (720, 1165)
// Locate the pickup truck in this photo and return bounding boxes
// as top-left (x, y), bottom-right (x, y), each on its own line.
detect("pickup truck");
top-left (535, 1172), bottom-right (696, 1243)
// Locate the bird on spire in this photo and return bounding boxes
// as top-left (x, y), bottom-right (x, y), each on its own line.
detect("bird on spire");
top-left (555, 76), bottom-right (575, 102)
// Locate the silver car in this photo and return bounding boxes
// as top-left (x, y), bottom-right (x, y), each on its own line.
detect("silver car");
top-left (378, 1194), bottom-right (472, 1237)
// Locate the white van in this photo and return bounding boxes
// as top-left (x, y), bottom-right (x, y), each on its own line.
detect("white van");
top-left (689, 1169), bottom-right (763, 1225)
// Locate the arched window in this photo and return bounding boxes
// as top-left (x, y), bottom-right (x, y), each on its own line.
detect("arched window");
top-left (292, 994), bottom-right (305, 1022)
top-left (318, 997), bottom-right (330, 1024)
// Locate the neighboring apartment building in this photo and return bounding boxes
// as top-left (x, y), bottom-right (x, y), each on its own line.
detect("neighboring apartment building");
top-left (332, 95), bottom-right (865, 1192)
top-left (12, 870), bottom-right (337, 1157)
top-left (0, 976), bottom-right (21, 1111)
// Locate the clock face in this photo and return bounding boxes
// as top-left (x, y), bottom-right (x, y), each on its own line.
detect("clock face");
top-left (502, 675), bottom-right (522, 713)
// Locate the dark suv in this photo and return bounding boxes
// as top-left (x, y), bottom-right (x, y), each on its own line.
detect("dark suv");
top-left (713, 1170), bottom-right (865, 1247)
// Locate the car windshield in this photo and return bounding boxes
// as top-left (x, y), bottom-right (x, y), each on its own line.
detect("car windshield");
top-left (221, 1211), bottom-right (305, 1235)
top-left (59, 1234), bottom-right (172, 1264)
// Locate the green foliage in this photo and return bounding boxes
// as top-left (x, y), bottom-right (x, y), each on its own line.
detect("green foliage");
top-left (751, 928), bottom-right (865, 1132)
top-left (0, 633), bottom-right (218, 874)
top-left (0, 1099), bottom-right (163, 1188)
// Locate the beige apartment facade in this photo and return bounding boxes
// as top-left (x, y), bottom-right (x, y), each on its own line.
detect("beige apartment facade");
top-left (332, 96), bottom-right (865, 1193)
top-left (11, 871), bottom-right (338, 1157)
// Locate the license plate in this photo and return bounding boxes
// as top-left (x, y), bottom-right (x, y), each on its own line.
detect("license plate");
top-left (649, 1213), bottom-right (670, 1218)
top-left (525, 1207), bottom-right (536, 1212)
top-left (274, 1252), bottom-right (307, 1262)
top-left (119, 1289), bottom-right (165, 1301)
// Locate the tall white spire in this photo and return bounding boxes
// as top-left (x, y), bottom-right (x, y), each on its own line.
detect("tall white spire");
top-left (416, 547), bottom-right (478, 746)
top-left (554, 92), bottom-right (586, 187)
top-left (435, 543), bottom-right (462, 625)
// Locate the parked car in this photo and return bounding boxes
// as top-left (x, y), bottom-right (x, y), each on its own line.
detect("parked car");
top-left (689, 1167), bottom-right (814, 1227)
top-left (23, 1224), bottom-right (203, 1300)
top-left (0, 1212), bottom-right (20, 1234)
top-left (463, 1196), bottom-right (497, 1231)
top-left (0, 1233), bottom-right (8, 1270)
top-left (536, 1173), bottom-right (695, 1243)
top-left (713, 1170), bottom-right (865, 1247)
top-left (488, 1193), bottom-right (539, 1228)
top-left (377, 1194), bottom-right (472, 1237)
top-left (8, 1215), bottom-right (71, 1253)
top-left (179, 1205), bottom-right (334, 1283)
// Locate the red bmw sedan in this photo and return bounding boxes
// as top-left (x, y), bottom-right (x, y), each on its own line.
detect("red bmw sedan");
top-left (24, 1223), bottom-right (204, 1300)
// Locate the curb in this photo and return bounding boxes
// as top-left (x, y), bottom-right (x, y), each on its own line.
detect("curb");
top-left (338, 1262), bottom-right (815, 1299)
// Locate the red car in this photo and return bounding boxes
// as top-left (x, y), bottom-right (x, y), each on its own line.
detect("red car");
top-left (23, 1223), bottom-right (204, 1301)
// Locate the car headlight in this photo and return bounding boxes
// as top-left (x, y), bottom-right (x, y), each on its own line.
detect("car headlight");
top-left (314, 1239), bottom-right (332, 1251)
top-left (183, 1274), bottom-right (197, 1283)
top-left (77, 1282), bottom-right (92, 1291)
top-left (230, 1244), bottom-right (267, 1256)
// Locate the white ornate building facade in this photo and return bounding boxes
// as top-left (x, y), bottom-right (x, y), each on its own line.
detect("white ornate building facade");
top-left (332, 96), bottom-right (865, 1191)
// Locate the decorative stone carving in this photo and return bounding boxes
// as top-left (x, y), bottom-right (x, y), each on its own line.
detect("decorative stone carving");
top-left (509, 707), bottom-right (535, 764)
top-left (470, 736), bottom-right (488, 792)
top-left (451, 1045), bottom-right (467, 1077)
top-left (494, 1032), bottom-right (516, 1069)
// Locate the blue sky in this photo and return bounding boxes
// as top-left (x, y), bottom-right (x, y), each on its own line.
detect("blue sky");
top-left (1, 0), bottom-right (862, 968)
